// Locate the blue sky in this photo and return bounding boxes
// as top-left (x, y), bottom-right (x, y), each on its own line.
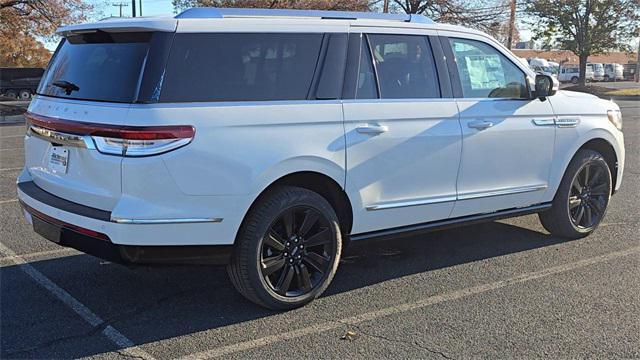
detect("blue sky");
top-left (43, 0), bottom-right (534, 49)
top-left (90, 0), bottom-right (176, 18)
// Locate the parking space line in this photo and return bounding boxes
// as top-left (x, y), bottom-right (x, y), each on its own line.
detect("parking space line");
top-left (0, 167), bottom-right (22, 171)
top-left (0, 134), bottom-right (24, 139)
top-left (0, 147), bottom-right (22, 151)
top-left (0, 248), bottom-right (78, 266)
top-left (0, 199), bottom-right (18, 204)
top-left (180, 246), bottom-right (640, 359)
top-left (0, 242), bottom-right (155, 359)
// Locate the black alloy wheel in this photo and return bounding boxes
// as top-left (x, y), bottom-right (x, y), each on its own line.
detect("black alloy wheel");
top-left (228, 186), bottom-right (341, 310)
top-left (260, 206), bottom-right (335, 297)
top-left (539, 149), bottom-right (611, 239)
top-left (568, 162), bottom-right (609, 229)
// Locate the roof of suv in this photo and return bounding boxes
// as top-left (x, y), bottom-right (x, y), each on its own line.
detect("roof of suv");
top-left (56, 7), bottom-right (486, 38)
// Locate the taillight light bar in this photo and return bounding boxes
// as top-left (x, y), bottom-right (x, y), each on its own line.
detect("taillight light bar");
top-left (25, 112), bottom-right (195, 157)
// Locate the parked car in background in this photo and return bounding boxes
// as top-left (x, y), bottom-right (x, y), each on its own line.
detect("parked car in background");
top-left (18, 8), bottom-right (625, 310)
top-left (603, 63), bottom-right (624, 81)
top-left (558, 65), bottom-right (594, 83)
top-left (588, 63), bottom-right (604, 81)
top-left (0, 68), bottom-right (44, 99)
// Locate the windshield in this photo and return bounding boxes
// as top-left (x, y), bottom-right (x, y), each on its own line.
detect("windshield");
top-left (38, 31), bottom-right (153, 103)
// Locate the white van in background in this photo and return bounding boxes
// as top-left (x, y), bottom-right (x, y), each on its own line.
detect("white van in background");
top-left (588, 63), bottom-right (605, 81)
top-left (558, 65), bottom-right (594, 83)
top-left (604, 63), bottom-right (624, 81)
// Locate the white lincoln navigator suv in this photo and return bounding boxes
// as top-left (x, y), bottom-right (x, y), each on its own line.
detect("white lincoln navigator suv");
top-left (18, 8), bottom-right (625, 309)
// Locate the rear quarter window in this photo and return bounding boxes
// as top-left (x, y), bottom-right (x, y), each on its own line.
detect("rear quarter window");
top-left (160, 33), bottom-right (324, 102)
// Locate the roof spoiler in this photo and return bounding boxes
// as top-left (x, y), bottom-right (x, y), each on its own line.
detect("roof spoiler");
top-left (175, 7), bottom-right (433, 24)
top-left (57, 17), bottom-right (177, 37)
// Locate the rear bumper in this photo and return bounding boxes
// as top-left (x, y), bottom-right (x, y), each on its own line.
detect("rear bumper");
top-left (17, 180), bottom-right (233, 265)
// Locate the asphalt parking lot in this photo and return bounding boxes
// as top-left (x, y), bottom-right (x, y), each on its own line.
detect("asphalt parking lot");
top-left (1, 100), bottom-right (638, 359)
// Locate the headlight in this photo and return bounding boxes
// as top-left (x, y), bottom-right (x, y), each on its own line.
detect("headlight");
top-left (607, 110), bottom-right (622, 130)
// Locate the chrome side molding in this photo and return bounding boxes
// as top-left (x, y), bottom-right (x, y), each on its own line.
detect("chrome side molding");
top-left (28, 125), bottom-right (95, 149)
top-left (111, 217), bottom-right (223, 224)
top-left (532, 118), bottom-right (556, 126)
top-left (366, 184), bottom-right (547, 210)
top-left (457, 184), bottom-right (547, 200)
top-left (366, 194), bottom-right (456, 211)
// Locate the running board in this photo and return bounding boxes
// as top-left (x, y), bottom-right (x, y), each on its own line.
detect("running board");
top-left (349, 203), bottom-right (552, 242)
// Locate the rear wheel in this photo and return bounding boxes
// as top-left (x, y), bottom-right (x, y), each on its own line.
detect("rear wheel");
top-left (5, 90), bottom-right (17, 99)
top-left (227, 186), bottom-right (341, 310)
top-left (539, 149), bottom-right (611, 239)
top-left (18, 89), bottom-right (31, 100)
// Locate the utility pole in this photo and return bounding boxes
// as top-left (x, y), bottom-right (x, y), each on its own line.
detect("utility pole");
top-left (132, 0), bottom-right (136, 17)
top-left (112, 2), bottom-right (128, 17)
top-left (383, 0), bottom-right (389, 13)
top-left (636, 34), bottom-right (639, 82)
top-left (506, 0), bottom-right (516, 49)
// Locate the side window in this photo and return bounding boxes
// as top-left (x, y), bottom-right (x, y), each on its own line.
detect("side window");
top-left (355, 38), bottom-right (378, 99)
top-left (160, 33), bottom-right (323, 102)
top-left (368, 34), bottom-right (440, 99)
top-left (448, 38), bottom-right (528, 99)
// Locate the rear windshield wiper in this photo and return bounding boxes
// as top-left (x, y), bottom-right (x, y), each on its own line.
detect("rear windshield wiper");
top-left (52, 80), bottom-right (80, 95)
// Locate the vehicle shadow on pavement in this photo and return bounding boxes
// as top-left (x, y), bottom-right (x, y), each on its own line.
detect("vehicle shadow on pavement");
top-left (1, 219), bottom-right (568, 358)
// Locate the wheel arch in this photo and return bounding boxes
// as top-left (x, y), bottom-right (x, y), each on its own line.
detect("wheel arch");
top-left (241, 171), bottom-right (354, 242)
top-left (577, 138), bottom-right (618, 194)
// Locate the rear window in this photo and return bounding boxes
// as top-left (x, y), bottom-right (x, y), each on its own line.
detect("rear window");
top-left (160, 33), bottom-right (323, 102)
top-left (38, 32), bottom-right (153, 103)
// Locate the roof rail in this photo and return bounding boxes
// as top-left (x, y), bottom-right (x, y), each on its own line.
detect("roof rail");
top-left (175, 8), bottom-right (433, 24)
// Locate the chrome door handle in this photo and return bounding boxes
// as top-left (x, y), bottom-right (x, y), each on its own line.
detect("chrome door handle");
top-left (467, 120), bottom-right (494, 130)
top-left (356, 124), bottom-right (388, 135)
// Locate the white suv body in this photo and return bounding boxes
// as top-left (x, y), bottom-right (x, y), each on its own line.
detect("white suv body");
top-left (18, 9), bottom-right (625, 309)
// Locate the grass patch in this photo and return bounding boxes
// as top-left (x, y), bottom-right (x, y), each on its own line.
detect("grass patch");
top-left (563, 85), bottom-right (640, 98)
top-left (605, 88), bottom-right (640, 96)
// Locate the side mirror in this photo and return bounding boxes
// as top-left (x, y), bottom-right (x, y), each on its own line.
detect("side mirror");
top-left (534, 74), bottom-right (558, 99)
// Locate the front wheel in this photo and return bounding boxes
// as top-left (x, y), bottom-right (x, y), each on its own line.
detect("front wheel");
top-left (227, 186), bottom-right (342, 310)
top-left (571, 77), bottom-right (579, 84)
top-left (539, 149), bottom-right (611, 239)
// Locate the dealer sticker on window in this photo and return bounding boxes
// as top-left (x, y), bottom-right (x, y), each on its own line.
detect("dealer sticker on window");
top-left (48, 147), bottom-right (69, 174)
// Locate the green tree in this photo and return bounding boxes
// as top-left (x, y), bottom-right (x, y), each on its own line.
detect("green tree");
top-left (525, 0), bottom-right (640, 86)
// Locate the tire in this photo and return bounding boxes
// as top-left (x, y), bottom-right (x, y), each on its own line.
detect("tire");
top-left (539, 149), bottom-right (611, 239)
top-left (19, 89), bottom-right (31, 100)
top-left (227, 186), bottom-right (342, 310)
top-left (571, 77), bottom-right (578, 84)
top-left (604, 75), bottom-right (610, 82)
top-left (5, 90), bottom-right (17, 99)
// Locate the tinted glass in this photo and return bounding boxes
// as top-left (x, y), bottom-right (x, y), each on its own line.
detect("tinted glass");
top-left (449, 38), bottom-right (528, 99)
top-left (356, 39), bottom-right (378, 99)
top-left (161, 33), bottom-right (323, 102)
top-left (369, 34), bottom-right (439, 99)
top-left (38, 32), bottom-right (151, 103)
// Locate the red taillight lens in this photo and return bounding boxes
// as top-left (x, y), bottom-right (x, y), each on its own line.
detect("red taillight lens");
top-left (25, 112), bottom-right (195, 156)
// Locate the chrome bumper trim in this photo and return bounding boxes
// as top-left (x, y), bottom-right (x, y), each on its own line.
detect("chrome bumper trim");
top-left (111, 217), bottom-right (223, 224)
